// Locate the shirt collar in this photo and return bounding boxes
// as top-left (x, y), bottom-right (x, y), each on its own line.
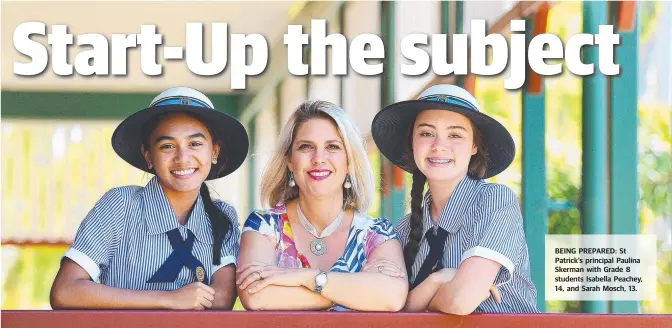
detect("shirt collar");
top-left (422, 175), bottom-right (482, 235)
top-left (142, 176), bottom-right (213, 245)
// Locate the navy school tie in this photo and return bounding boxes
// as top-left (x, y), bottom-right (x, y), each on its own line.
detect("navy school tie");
top-left (147, 228), bottom-right (209, 285)
top-left (411, 226), bottom-right (449, 290)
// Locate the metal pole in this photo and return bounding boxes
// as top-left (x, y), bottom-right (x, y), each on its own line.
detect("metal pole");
top-left (609, 1), bottom-right (640, 314)
top-left (580, 0), bottom-right (609, 314)
top-left (521, 16), bottom-right (548, 313)
top-left (380, 1), bottom-right (402, 222)
top-left (455, 1), bottom-right (465, 87)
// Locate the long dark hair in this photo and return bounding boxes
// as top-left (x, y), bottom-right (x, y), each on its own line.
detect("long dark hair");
top-left (142, 112), bottom-right (232, 265)
top-left (402, 115), bottom-right (489, 275)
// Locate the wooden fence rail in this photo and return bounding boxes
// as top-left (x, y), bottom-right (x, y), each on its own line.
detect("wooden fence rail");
top-left (3, 311), bottom-right (672, 328)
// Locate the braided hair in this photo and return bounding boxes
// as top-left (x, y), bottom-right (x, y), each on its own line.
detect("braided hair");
top-left (403, 169), bottom-right (427, 275)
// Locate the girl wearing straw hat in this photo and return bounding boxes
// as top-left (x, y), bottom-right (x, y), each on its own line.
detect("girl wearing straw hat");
top-left (370, 84), bottom-right (538, 314)
top-left (50, 87), bottom-right (249, 310)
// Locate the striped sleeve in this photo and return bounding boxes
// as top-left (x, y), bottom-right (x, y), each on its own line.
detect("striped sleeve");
top-left (213, 202), bottom-right (241, 272)
top-left (241, 210), bottom-right (280, 248)
top-left (364, 218), bottom-right (400, 258)
top-left (462, 184), bottom-right (524, 286)
top-left (395, 214), bottom-right (412, 248)
top-left (64, 188), bottom-right (125, 283)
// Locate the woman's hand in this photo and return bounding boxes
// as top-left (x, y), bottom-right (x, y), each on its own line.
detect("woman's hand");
top-left (245, 268), bottom-right (318, 294)
top-left (236, 261), bottom-right (315, 291)
top-left (361, 259), bottom-right (405, 278)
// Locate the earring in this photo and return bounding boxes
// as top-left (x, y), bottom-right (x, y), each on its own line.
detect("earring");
top-left (148, 163), bottom-right (153, 170)
top-left (288, 171), bottom-right (296, 187)
top-left (344, 175), bottom-right (352, 189)
top-left (213, 158), bottom-right (217, 164)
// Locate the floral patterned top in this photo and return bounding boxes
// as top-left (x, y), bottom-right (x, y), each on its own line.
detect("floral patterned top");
top-left (242, 204), bottom-right (399, 310)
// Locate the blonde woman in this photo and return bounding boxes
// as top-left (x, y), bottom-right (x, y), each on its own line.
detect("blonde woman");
top-left (236, 101), bottom-right (408, 311)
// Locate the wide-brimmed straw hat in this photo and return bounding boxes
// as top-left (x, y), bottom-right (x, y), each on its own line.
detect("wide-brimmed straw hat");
top-left (371, 84), bottom-right (515, 179)
top-left (111, 87), bottom-right (249, 180)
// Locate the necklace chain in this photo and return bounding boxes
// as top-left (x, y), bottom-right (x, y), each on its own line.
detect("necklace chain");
top-left (296, 202), bottom-right (345, 239)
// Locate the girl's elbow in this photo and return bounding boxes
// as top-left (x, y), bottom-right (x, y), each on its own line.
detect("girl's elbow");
top-left (442, 294), bottom-right (479, 316)
top-left (214, 290), bottom-right (237, 310)
top-left (50, 285), bottom-right (69, 309)
top-left (431, 287), bottom-right (480, 315)
top-left (213, 298), bottom-right (236, 310)
top-left (448, 301), bottom-right (476, 316)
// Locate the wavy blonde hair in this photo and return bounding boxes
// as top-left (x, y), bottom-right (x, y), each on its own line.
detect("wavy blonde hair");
top-left (259, 100), bottom-right (374, 213)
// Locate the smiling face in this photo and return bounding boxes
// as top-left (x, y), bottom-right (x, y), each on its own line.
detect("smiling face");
top-left (287, 117), bottom-right (348, 200)
top-left (142, 112), bottom-right (220, 195)
top-left (412, 110), bottom-right (477, 183)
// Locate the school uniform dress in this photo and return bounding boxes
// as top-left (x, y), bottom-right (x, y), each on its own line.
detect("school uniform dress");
top-left (63, 176), bottom-right (241, 290)
top-left (242, 203), bottom-right (399, 310)
top-left (397, 176), bottom-right (539, 313)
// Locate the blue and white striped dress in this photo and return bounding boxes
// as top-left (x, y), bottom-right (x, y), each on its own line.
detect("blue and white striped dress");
top-left (63, 176), bottom-right (241, 290)
top-left (396, 176), bottom-right (539, 313)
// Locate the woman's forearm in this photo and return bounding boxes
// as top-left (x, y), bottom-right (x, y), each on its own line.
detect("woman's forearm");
top-left (239, 285), bottom-right (333, 311)
top-left (319, 272), bottom-right (408, 312)
top-left (51, 279), bottom-right (170, 309)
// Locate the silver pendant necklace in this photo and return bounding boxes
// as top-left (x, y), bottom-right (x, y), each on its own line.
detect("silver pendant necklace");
top-left (296, 202), bottom-right (345, 256)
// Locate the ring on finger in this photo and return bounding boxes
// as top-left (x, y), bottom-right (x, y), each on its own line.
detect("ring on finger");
top-left (255, 270), bottom-right (263, 279)
top-left (378, 266), bottom-right (383, 272)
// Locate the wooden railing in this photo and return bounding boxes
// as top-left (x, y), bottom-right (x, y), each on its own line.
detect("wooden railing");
top-left (3, 311), bottom-right (672, 328)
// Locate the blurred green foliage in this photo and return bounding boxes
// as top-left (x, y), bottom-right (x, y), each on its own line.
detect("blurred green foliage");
top-left (474, 1), bottom-right (671, 314)
top-left (2, 246), bottom-right (67, 309)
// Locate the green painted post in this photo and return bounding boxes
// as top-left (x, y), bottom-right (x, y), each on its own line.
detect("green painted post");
top-left (441, 1), bottom-right (451, 38)
top-left (521, 17), bottom-right (548, 313)
top-left (390, 178), bottom-right (406, 223)
top-left (275, 83), bottom-right (283, 133)
top-left (580, 0), bottom-right (609, 314)
top-left (380, 1), bottom-right (399, 221)
top-left (609, 2), bottom-right (640, 314)
top-left (455, 1), bottom-right (465, 87)
top-left (455, 1), bottom-right (463, 35)
top-left (339, 3), bottom-right (346, 107)
top-left (305, 46), bottom-right (311, 97)
top-left (247, 120), bottom-right (257, 215)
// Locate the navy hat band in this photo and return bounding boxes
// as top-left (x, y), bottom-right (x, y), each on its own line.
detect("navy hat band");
top-left (419, 94), bottom-right (479, 112)
top-left (371, 84), bottom-right (516, 179)
top-left (151, 96), bottom-right (212, 109)
top-left (111, 87), bottom-right (250, 180)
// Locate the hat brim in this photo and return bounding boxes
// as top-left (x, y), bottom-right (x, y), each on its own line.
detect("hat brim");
top-left (111, 104), bottom-right (249, 180)
top-left (371, 99), bottom-right (515, 179)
